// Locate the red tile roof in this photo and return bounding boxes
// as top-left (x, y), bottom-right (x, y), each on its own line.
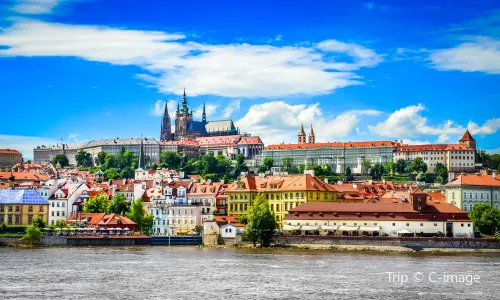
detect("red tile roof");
top-left (0, 172), bottom-right (49, 181)
top-left (459, 130), bottom-right (475, 142)
top-left (0, 149), bottom-right (22, 155)
top-left (396, 144), bottom-right (473, 152)
top-left (160, 139), bottom-right (199, 146)
top-left (196, 135), bottom-right (241, 146)
top-left (229, 174), bottom-right (336, 192)
top-left (447, 174), bottom-right (500, 187)
top-left (265, 141), bottom-right (396, 150)
top-left (237, 136), bottom-right (263, 145)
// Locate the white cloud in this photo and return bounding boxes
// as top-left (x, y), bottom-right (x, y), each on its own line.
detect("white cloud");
top-left (235, 101), bottom-right (381, 144)
top-left (467, 118), bottom-right (500, 135)
top-left (401, 139), bottom-right (431, 145)
top-left (275, 35), bottom-right (283, 41)
top-left (369, 104), bottom-right (466, 138)
top-left (11, 0), bottom-right (60, 15)
top-left (149, 99), bottom-right (177, 117)
top-left (430, 37), bottom-right (500, 74)
top-left (193, 103), bottom-right (218, 119)
top-left (222, 99), bottom-right (241, 118)
top-left (0, 19), bottom-right (383, 98)
top-left (316, 39), bottom-right (383, 70)
top-left (0, 134), bottom-right (59, 159)
top-left (436, 134), bottom-right (450, 143)
top-left (369, 104), bottom-right (500, 141)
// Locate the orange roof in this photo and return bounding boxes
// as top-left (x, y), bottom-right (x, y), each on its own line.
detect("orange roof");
top-left (0, 172), bottom-right (49, 181)
top-left (196, 135), bottom-right (241, 146)
top-left (265, 141), bottom-right (395, 150)
top-left (396, 144), bottom-right (473, 152)
top-left (427, 192), bottom-right (446, 201)
top-left (229, 174), bottom-right (336, 192)
top-left (0, 149), bottom-right (22, 155)
top-left (447, 174), bottom-right (500, 187)
top-left (459, 130), bottom-right (475, 142)
top-left (237, 136), bottom-right (263, 145)
top-left (160, 139), bottom-right (199, 146)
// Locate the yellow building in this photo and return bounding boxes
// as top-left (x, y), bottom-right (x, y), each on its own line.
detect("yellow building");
top-left (0, 190), bottom-right (49, 225)
top-left (227, 174), bottom-right (337, 227)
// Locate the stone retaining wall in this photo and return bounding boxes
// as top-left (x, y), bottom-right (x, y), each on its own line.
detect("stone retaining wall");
top-left (41, 236), bottom-right (67, 246)
top-left (273, 235), bottom-right (500, 249)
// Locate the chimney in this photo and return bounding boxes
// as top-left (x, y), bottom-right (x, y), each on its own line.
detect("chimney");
top-left (493, 173), bottom-right (497, 179)
top-left (324, 178), bottom-right (328, 184)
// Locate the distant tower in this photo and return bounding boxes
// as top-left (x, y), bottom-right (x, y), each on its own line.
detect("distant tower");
top-left (175, 88), bottom-right (193, 139)
top-left (298, 124), bottom-right (306, 143)
top-left (459, 129), bottom-right (476, 150)
top-left (160, 100), bottom-right (171, 141)
top-left (308, 124), bottom-right (315, 144)
top-left (138, 135), bottom-right (145, 169)
top-left (202, 101), bottom-right (207, 123)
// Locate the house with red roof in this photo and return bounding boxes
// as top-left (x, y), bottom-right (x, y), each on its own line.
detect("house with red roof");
top-left (444, 173), bottom-right (500, 212)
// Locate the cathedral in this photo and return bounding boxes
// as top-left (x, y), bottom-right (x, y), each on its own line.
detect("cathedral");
top-left (160, 89), bottom-right (239, 141)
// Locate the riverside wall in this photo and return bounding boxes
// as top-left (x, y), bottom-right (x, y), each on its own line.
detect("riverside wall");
top-left (273, 235), bottom-right (500, 249)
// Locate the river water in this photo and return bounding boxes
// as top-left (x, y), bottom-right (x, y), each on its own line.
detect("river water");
top-left (1, 247), bottom-right (499, 300)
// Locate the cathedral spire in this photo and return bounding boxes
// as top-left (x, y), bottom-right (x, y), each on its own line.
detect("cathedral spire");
top-left (308, 124), bottom-right (315, 144)
top-left (160, 100), bottom-right (171, 141)
top-left (202, 101), bottom-right (207, 122)
top-left (298, 124), bottom-right (306, 143)
top-left (138, 135), bottom-right (145, 169)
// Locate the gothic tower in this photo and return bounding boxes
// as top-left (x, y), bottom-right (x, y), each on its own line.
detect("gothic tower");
top-left (298, 124), bottom-right (306, 143)
top-left (202, 101), bottom-right (207, 123)
top-left (308, 124), bottom-right (315, 144)
top-left (459, 129), bottom-right (476, 150)
top-left (160, 100), bottom-right (171, 141)
top-left (175, 88), bottom-right (193, 139)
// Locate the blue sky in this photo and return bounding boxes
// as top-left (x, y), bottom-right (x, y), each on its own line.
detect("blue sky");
top-left (1, 0), bottom-right (499, 159)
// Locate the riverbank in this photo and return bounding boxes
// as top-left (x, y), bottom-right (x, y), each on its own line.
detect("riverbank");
top-left (204, 243), bottom-right (500, 253)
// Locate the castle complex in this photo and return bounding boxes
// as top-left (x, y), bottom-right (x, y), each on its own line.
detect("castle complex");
top-left (160, 89), bottom-right (238, 141)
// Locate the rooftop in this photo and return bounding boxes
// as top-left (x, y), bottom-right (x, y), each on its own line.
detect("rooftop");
top-left (265, 141), bottom-right (396, 150)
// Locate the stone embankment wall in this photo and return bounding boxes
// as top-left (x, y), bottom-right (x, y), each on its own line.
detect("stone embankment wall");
top-left (41, 236), bottom-right (67, 246)
top-left (273, 236), bottom-right (500, 249)
top-left (67, 237), bottom-right (148, 246)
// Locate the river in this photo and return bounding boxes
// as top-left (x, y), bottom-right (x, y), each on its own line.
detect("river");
top-left (0, 247), bottom-right (499, 299)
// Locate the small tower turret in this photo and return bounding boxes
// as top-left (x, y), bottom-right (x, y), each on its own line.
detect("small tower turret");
top-left (298, 124), bottom-right (306, 143)
top-left (308, 124), bottom-right (315, 144)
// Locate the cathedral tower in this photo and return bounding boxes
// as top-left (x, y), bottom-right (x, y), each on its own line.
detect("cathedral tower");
top-left (459, 129), bottom-right (476, 150)
top-left (308, 124), bottom-right (315, 144)
top-left (160, 100), bottom-right (171, 141)
top-left (175, 88), bottom-right (193, 138)
top-left (298, 124), bottom-right (306, 143)
top-left (202, 101), bottom-right (207, 123)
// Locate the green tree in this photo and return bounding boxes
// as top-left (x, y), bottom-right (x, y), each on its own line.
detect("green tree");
top-left (52, 154), bottom-right (69, 167)
top-left (182, 158), bottom-right (197, 174)
top-left (75, 150), bottom-right (93, 167)
top-left (24, 225), bottom-right (42, 245)
top-left (242, 194), bottom-right (277, 247)
top-left (83, 194), bottom-right (109, 213)
top-left (435, 163), bottom-right (448, 184)
top-left (384, 161), bottom-right (395, 175)
top-left (394, 159), bottom-right (407, 174)
top-left (297, 164), bottom-right (305, 174)
top-left (469, 203), bottom-right (500, 235)
top-left (126, 198), bottom-right (151, 234)
top-left (216, 154), bottom-right (233, 175)
top-left (323, 165), bottom-right (332, 176)
top-left (54, 220), bottom-right (67, 229)
top-left (104, 168), bottom-right (120, 180)
top-left (363, 160), bottom-right (372, 174)
top-left (160, 151), bottom-right (183, 170)
top-left (108, 193), bottom-right (129, 215)
top-left (312, 164), bottom-right (324, 177)
top-left (369, 163), bottom-right (385, 180)
top-left (407, 157), bottom-right (427, 174)
top-left (31, 216), bottom-right (46, 229)
top-left (280, 157), bottom-right (294, 173)
top-left (234, 154), bottom-right (249, 176)
top-left (96, 152), bottom-right (108, 166)
top-left (120, 166), bottom-right (135, 179)
top-left (258, 157), bottom-right (274, 173)
top-left (104, 154), bottom-right (118, 169)
top-left (151, 163), bottom-right (158, 170)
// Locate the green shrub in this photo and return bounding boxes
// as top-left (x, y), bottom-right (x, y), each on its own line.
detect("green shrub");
top-left (0, 225), bottom-right (28, 234)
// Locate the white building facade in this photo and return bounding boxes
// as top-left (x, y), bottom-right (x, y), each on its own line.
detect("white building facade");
top-left (444, 174), bottom-right (500, 211)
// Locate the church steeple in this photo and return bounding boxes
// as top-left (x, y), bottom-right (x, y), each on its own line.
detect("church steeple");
top-left (308, 124), bottom-right (315, 144)
top-left (202, 101), bottom-right (207, 122)
top-left (138, 135), bottom-right (145, 169)
top-left (160, 100), bottom-right (171, 141)
top-left (298, 124), bottom-right (306, 143)
top-left (176, 101), bottom-right (180, 114)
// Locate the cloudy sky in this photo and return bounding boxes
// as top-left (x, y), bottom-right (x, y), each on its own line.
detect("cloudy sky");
top-left (1, 0), bottom-right (499, 159)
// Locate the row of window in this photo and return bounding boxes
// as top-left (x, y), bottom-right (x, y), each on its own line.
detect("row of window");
top-left (291, 221), bottom-right (472, 227)
top-left (51, 202), bottom-right (66, 208)
top-left (51, 211), bottom-right (65, 217)
top-left (0, 205), bottom-right (44, 212)
top-left (0, 214), bottom-right (44, 225)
